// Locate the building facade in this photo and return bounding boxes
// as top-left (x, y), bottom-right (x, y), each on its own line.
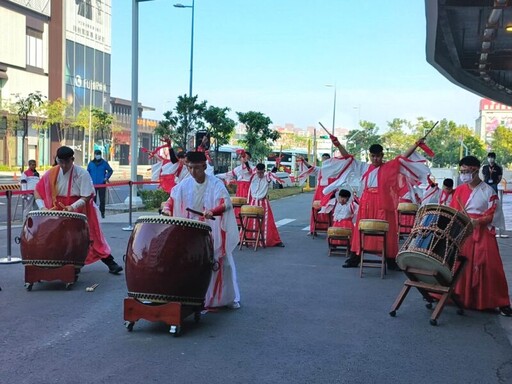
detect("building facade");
top-left (475, 98), bottom-right (512, 146)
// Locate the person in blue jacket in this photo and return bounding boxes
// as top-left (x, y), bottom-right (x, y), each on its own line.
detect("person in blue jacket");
top-left (87, 149), bottom-right (113, 218)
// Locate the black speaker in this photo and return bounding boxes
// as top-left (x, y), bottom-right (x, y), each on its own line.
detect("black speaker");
top-left (195, 130), bottom-right (210, 149)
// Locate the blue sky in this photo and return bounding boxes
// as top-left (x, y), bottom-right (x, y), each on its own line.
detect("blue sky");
top-left (111, 0), bottom-right (482, 133)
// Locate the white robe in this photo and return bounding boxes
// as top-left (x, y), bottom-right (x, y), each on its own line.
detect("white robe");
top-left (171, 174), bottom-right (240, 307)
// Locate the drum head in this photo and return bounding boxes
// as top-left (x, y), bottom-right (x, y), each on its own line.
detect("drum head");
top-left (396, 250), bottom-right (453, 284)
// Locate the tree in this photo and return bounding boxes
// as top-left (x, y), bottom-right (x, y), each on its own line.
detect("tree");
top-left (14, 92), bottom-right (45, 171)
top-left (36, 98), bottom-right (75, 145)
top-left (236, 111), bottom-right (280, 162)
top-left (345, 120), bottom-right (381, 161)
top-left (202, 105), bottom-right (236, 170)
top-left (381, 118), bottom-right (415, 158)
top-left (491, 126), bottom-right (512, 166)
top-left (155, 95), bottom-right (207, 150)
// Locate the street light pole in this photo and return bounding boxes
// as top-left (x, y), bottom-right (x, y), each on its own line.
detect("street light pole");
top-left (325, 84), bottom-right (337, 154)
top-left (174, 0), bottom-right (195, 98)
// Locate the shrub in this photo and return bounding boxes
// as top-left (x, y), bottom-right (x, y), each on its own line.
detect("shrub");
top-left (139, 189), bottom-right (169, 210)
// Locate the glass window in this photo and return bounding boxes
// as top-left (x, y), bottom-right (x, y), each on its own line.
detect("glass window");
top-left (26, 29), bottom-right (43, 69)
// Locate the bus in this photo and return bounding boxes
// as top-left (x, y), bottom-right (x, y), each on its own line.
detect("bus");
top-left (265, 149), bottom-right (309, 174)
top-left (209, 145), bottom-right (243, 174)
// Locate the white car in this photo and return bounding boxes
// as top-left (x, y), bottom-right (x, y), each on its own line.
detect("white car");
top-left (273, 172), bottom-right (293, 188)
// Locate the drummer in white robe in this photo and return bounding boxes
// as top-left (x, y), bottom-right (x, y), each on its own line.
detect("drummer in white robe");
top-left (169, 151), bottom-right (241, 309)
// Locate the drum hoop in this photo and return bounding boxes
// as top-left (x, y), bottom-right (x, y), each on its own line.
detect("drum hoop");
top-left (417, 204), bottom-right (471, 227)
top-left (27, 210), bottom-right (87, 221)
top-left (21, 259), bottom-right (85, 267)
top-left (396, 250), bottom-right (454, 279)
top-left (136, 215), bottom-right (212, 231)
top-left (128, 291), bottom-right (204, 306)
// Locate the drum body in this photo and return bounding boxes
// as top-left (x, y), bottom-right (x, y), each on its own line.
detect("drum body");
top-left (397, 203), bottom-right (418, 213)
top-left (359, 219), bottom-right (389, 233)
top-left (20, 210), bottom-right (89, 268)
top-left (125, 216), bottom-right (214, 305)
top-left (241, 205), bottom-right (264, 217)
top-left (397, 204), bottom-right (472, 283)
top-left (327, 227), bottom-right (352, 237)
top-left (231, 197), bottom-right (247, 207)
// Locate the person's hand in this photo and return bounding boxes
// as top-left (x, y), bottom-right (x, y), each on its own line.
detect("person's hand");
top-left (203, 210), bottom-right (214, 220)
top-left (330, 134), bottom-right (340, 147)
top-left (416, 137), bottom-right (426, 146)
top-left (162, 209), bottom-right (171, 216)
top-left (470, 218), bottom-right (480, 227)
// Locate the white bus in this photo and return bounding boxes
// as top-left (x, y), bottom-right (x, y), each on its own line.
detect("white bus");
top-left (265, 149), bottom-right (309, 174)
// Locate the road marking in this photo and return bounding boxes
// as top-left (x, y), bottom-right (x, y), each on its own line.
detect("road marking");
top-left (275, 218), bottom-right (295, 227)
top-left (302, 225), bottom-right (310, 231)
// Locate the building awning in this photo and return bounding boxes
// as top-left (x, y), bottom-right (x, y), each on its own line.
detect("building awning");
top-left (0, 71), bottom-right (7, 80)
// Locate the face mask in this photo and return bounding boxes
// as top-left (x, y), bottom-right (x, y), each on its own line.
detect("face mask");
top-left (488, 158), bottom-right (494, 163)
top-left (460, 173), bottom-right (473, 184)
top-left (95, 155), bottom-right (101, 160)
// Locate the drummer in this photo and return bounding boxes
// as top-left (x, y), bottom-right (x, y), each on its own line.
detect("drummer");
top-left (169, 151), bottom-right (241, 310)
top-left (320, 189), bottom-right (358, 250)
top-left (450, 156), bottom-right (512, 316)
top-left (439, 178), bottom-right (455, 205)
top-left (246, 163), bottom-right (285, 247)
top-left (33, 146), bottom-right (123, 274)
top-left (324, 137), bottom-right (431, 270)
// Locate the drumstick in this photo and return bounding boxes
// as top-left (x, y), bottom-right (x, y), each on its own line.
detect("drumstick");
top-left (456, 197), bottom-right (470, 218)
top-left (422, 121), bottom-right (439, 139)
top-left (318, 122), bottom-right (331, 136)
top-left (186, 207), bottom-right (216, 220)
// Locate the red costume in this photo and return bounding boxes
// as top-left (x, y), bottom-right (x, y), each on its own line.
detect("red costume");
top-left (450, 183), bottom-right (510, 310)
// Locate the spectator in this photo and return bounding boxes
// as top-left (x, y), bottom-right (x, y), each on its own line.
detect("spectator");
top-left (87, 150), bottom-right (113, 219)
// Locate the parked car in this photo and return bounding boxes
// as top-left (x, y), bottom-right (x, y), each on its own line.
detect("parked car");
top-left (273, 172), bottom-right (293, 188)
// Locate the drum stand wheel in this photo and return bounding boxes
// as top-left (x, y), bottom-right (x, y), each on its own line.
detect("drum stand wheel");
top-left (24, 264), bottom-right (80, 291)
top-left (123, 297), bottom-right (202, 336)
top-left (389, 257), bottom-right (467, 326)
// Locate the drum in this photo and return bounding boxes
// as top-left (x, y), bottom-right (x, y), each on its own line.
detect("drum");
top-left (396, 204), bottom-right (472, 283)
top-left (125, 216), bottom-right (214, 305)
top-left (20, 210), bottom-right (89, 268)
top-left (327, 227), bottom-right (352, 237)
top-left (240, 205), bottom-right (264, 217)
top-left (359, 219), bottom-right (389, 233)
top-left (231, 197), bottom-right (247, 207)
top-left (397, 203), bottom-right (418, 213)
top-left (312, 200), bottom-right (322, 210)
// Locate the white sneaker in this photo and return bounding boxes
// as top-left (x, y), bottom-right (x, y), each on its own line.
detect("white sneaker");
top-left (227, 301), bottom-right (241, 309)
top-left (501, 234), bottom-right (509, 238)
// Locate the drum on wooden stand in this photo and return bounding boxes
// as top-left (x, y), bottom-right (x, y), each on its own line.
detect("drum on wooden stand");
top-left (20, 210), bottom-right (90, 269)
top-left (125, 216), bottom-right (214, 305)
top-left (396, 204), bottom-right (472, 284)
top-left (19, 210), bottom-right (90, 290)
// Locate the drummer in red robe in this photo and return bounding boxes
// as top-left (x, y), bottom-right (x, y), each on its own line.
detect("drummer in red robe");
top-left (327, 138), bottom-right (430, 270)
top-left (320, 189), bottom-right (358, 249)
top-left (246, 163), bottom-right (285, 247)
top-left (450, 156), bottom-right (512, 316)
top-left (33, 146), bottom-right (123, 274)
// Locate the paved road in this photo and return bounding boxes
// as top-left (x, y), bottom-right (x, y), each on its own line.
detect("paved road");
top-left (1, 193), bottom-right (512, 383)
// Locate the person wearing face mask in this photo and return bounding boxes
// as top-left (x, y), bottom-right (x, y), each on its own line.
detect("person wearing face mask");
top-left (87, 149), bottom-right (113, 219)
top-left (450, 155), bottom-right (512, 316)
top-left (482, 152), bottom-right (503, 194)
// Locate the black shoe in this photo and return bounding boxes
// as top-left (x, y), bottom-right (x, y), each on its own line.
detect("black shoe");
top-left (386, 259), bottom-right (401, 271)
top-left (101, 212), bottom-right (105, 219)
top-left (101, 255), bottom-right (123, 274)
top-left (275, 242), bottom-right (285, 247)
top-left (499, 306), bottom-right (512, 316)
top-left (343, 255), bottom-right (360, 268)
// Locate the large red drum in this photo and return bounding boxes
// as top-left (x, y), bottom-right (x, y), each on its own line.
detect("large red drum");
top-left (20, 210), bottom-right (90, 268)
top-left (125, 216), bottom-right (214, 306)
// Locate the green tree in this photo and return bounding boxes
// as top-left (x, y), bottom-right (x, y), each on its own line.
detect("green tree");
top-left (202, 105), bottom-right (236, 170)
top-left (36, 98), bottom-right (75, 145)
top-left (491, 126), bottom-right (512, 166)
top-left (236, 111), bottom-right (280, 162)
top-left (156, 95), bottom-right (207, 150)
top-left (14, 92), bottom-right (45, 171)
top-left (345, 120), bottom-right (381, 161)
top-left (381, 118), bottom-right (415, 158)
